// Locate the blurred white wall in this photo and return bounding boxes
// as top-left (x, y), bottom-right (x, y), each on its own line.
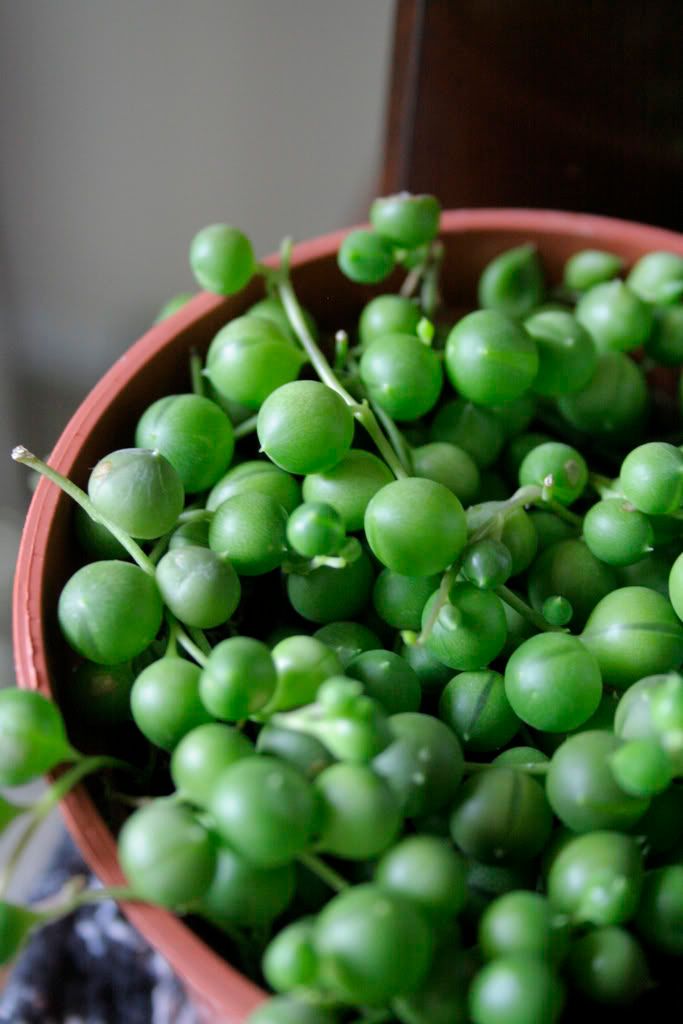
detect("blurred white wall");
top-left (0, 0), bottom-right (394, 390)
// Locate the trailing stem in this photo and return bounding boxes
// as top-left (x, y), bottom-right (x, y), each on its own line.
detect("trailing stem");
top-left (233, 414), bottom-right (259, 440)
top-left (274, 241), bottom-right (408, 481)
top-left (298, 852), bottom-right (349, 893)
top-left (417, 567), bottom-right (457, 645)
top-left (0, 756), bottom-right (128, 897)
top-left (11, 447), bottom-right (156, 577)
top-left (463, 760), bottom-right (549, 776)
top-left (495, 585), bottom-right (565, 634)
top-left (172, 617), bottom-right (210, 667)
top-left (189, 349), bottom-right (205, 397)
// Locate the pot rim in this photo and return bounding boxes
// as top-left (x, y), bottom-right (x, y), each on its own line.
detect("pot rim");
top-left (12, 207), bottom-right (683, 1020)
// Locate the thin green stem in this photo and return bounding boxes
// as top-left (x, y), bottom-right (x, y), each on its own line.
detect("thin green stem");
top-left (589, 472), bottom-right (621, 499)
top-left (280, 555), bottom-right (314, 576)
top-left (233, 414), bottom-right (259, 440)
top-left (177, 508), bottom-right (213, 524)
top-left (275, 257), bottom-right (408, 480)
top-left (298, 852), bottom-right (349, 893)
top-left (468, 485), bottom-right (583, 546)
top-left (398, 241), bottom-right (443, 317)
top-left (254, 262), bottom-right (279, 288)
top-left (0, 756), bottom-right (126, 897)
top-left (418, 567), bottom-right (456, 644)
top-left (174, 621), bottom-right (209, 667)
top-left (543, 498), bottom-right (584, 528)
top-left (62, 884), bottom-right (140, 910)
top-left (420, 240), bottom-right (444, 319)
top-left (12, 447), bottom-right (155, 577)
top-left (189, 626), bottom-right (212, 656)
top-left (41, 756), bottom-right (129, 805)
top-left (36, 884), bottom-right (142, 922)
top-left (468, 486), bottom-right (542, 544)
top-left (277, 262), bottom-right (347, 395)
top-left (400, 262), bottom-right (424, 298)
top-left (149, 504), bottom-right (210, 564)
top-left (0, 817), bottom-right (56, 897)
top-left (148, 533), bottom-right (171, 566)
top-left (165, 616), bottom-right (179, 657)
top-left (495, 584), bottom-right (565, 633)
top-left (370, 400), bottom-right (413, 475)
top-left (189, 349), bottom-right (205, 397)
top-left (463, 760), bottom-right (549, 776)
top-left (354, 402), bottom-right (410, 479)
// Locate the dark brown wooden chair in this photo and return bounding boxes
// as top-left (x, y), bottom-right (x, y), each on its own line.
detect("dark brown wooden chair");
top-left (381, 0), bottom-right (683, 229)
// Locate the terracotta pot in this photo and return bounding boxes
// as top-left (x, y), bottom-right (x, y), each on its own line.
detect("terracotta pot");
top-left (13, 209), bottom-right (683, 1022)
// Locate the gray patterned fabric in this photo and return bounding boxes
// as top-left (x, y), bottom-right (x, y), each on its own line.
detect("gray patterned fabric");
top-left (0, 832), bottom-right (198, 1024)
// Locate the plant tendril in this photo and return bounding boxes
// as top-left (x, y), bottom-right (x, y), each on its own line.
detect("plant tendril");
top-left (297, 852), bottom-right (349, 893)
top-left (11, 447), bottom-right (156, 577)
top-left (189, 349), bottom-right (205, 398)
top-left (417, 567), bottom-right (457, 645)
top-left (233, 414), bottom-right (259, 440)
top-left (495, 585), bottom-right (566, 634)
top-left (0, 756), bottom-right (129, 897)
top-left (274, 243), bottom-right (408, 480)
top-left (173, 618), bottom-right (210, 666)
top-left (463, 760), bottom-right (549, 776)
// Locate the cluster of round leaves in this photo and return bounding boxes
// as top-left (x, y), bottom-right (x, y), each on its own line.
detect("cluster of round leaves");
top-left (7, 198), bottom-right (683, 1020)
top-left (337, 194), bottom-right (441, 285)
